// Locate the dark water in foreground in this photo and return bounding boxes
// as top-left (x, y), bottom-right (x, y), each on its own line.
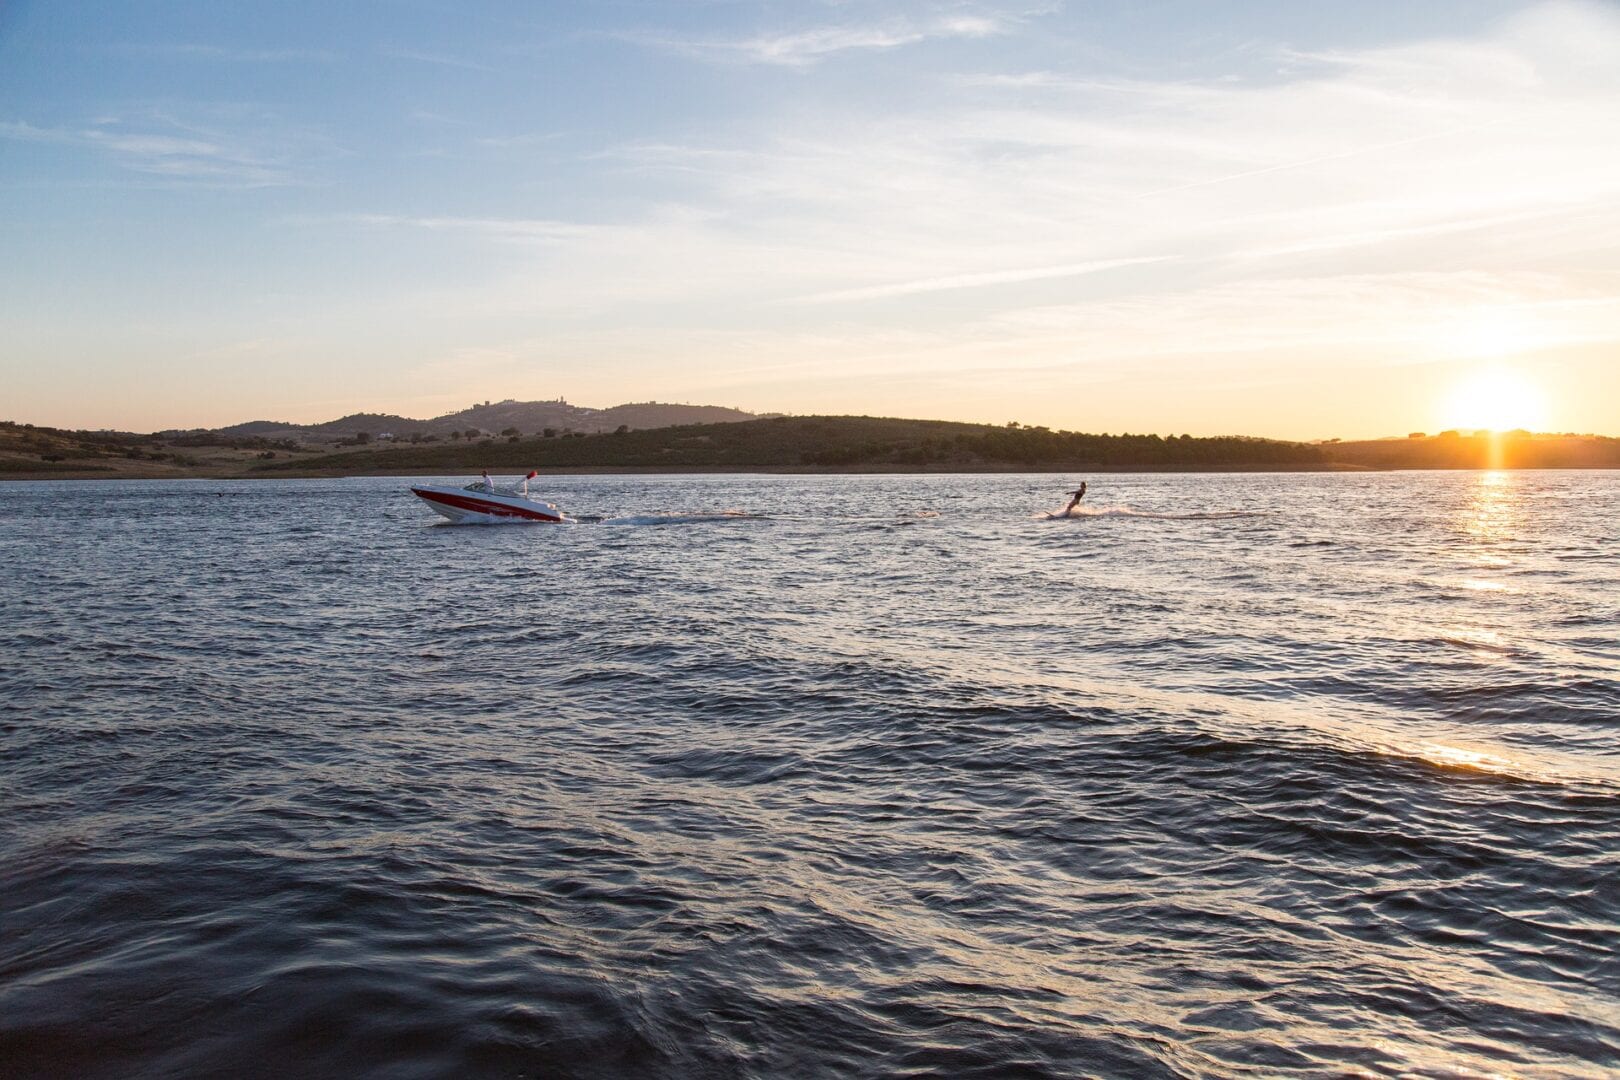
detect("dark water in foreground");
top-left (2, 472), bottom-right (1618, 1078)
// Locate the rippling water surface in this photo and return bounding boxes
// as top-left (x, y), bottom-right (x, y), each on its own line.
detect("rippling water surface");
top-left (3, 472), bottom-right (1618, 1078)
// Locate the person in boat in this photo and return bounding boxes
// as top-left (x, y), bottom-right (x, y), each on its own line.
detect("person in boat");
top-left (480, 470), bottom-right (496, 493)
top-left (1063, 482), bottom-right (1087, 515)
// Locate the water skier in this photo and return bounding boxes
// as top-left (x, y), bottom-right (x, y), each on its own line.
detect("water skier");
top-left (1062, 482), bottom-right (1087, 516)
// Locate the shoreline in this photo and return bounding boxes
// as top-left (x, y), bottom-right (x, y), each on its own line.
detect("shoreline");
top-left (7, 463), bottom-right (1374, 481)
top-left (11, 462), bottom-right (1620, 481)
top-left (10, 417), bottom-right (1616, 479)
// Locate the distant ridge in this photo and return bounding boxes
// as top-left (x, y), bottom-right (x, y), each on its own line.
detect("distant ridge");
top-left (249, 416), bottom-right (1620, 475)
top-left (4, 415), bottom-right (1617, 479)
top-left (253, 414), bottom-right (1339, 473)
top-left (1325, 430), bottom-right (1620, 469)
top-left (209, 399), bottom-right (760, 440)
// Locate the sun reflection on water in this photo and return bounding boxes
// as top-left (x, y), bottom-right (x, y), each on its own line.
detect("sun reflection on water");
top-left (1447, 472), bottom-right (1523, 620)
top-left (1439, 627), bottom-right (1513, 654)
top-left (1417, 743), bottom-right (1530, 780)
top-left (1460, 471), bottom-right (1517, 545)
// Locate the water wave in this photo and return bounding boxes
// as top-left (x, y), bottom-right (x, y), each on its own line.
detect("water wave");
top-left (2, 471), bottom-right (1616, 1079)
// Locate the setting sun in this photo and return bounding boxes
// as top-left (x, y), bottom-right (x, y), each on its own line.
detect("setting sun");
top-left (1441, 369), bottom-right (1548, 433)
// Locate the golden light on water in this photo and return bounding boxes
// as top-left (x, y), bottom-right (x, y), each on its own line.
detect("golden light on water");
top-left (1440, 369), bottom-right (1548, 434)
top-left (1418, 743), bottom-right (1526, 779)
top-left (1462, 470), bottom-right (1517, 541)
top-left (1450, 474), bottom-right (1520, 624)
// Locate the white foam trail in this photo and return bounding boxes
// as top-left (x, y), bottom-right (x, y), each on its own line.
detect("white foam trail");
top-left (600, 511), bottom-right (763, 526)
top-left (1037, 503), bottom-right (1263, 521)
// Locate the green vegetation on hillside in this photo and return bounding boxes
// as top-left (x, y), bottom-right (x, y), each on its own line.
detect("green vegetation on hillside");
top-left (0, 421), bottom-right (140, 472)
top-left (9, 415), bottom-right (1619, 478)
top-left (0, 419), bottom-right (317, 477)
top-left (253, 415), bottom-right (1330, 473)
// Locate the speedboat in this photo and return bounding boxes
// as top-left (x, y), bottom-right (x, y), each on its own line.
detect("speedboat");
top-left (410, 478), bottom-right (571, 523)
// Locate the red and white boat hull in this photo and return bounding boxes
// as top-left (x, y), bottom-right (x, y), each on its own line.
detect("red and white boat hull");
top-left (410, 485), bottom-right (570, 524)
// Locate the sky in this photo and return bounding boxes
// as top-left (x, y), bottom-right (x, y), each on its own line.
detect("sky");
top-left (2, 0), bottom-right (1618, 438)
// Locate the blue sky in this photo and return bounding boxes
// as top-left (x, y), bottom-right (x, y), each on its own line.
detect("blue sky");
top-left (3, 0), bottom-right (1617, 436)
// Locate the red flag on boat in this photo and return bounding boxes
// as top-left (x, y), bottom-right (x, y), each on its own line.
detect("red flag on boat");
top-left (525, 470), bottom-right (538, 480)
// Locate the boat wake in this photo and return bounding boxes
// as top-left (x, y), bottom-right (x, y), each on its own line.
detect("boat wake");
top-left (597, 511), bottom-right (764, 527)
top-left (429, 511), bottom-right (763, 527)
top-left (1038, 503), bottom-right (1263, 521)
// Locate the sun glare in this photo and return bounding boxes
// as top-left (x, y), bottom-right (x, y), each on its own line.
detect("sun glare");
top-left (1434, 309), bottom-right (1545, 361)
top-left (1441, 369), bottom-right (1547, 433)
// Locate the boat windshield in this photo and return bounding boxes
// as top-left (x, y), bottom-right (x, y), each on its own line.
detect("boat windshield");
top-left (462, 482), bottom-right (534, 498)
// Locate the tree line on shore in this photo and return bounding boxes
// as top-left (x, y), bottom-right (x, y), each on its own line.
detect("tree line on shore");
top-left (256, 415), bottom-right (1338, 471)
top-left (256, 416), bottom-right (1620, 472)
top-left (8, 415), bottom-right (1619, 476)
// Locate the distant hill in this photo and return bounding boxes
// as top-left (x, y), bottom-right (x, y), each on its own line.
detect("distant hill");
top-left (0, 420), bottom-right (122, 473)
top-left (215, 420), bottom-right (300, 438)
top-left (0, 417), bottom-right (318, 478)
top-left (594, 402), bottom-right (765, 430)
top-left (7, 415), bottom-right (1619, 479)
top-left (435, 398), bottom-right (759, 437)
top-left (307, 412), bottom-right (429, 437)
top-left (1328, 431), bottom-right (1620, 469)
top-left (214, 399), bottom-right (760, 441)
top-left (254, 415), bottom-right (1334, 474)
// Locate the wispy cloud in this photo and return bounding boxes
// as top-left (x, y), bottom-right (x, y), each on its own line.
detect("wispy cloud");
top-left (628, 10), bottom-right (1013, 67)
top-left (411, 345), bottom-right (528, 387)
top-left (18, 1), bottom-right (1620, 435)
top-left (108, 43), bottom-right (338, 63)
top-left (473, 131), bottom-right (563, 149)
top-left (346, 2), bottom-right (1620, 432)
top-left (343, 214), bottom-right (606, 243)
top-left (791, 256), bottom-right (1180, 304)
top-left (0, 117), bottom-right (298, 185)
top-left (379, 45), bottom-right (498, 73)
top-left (1130, 123), bottom-right (1503, 199)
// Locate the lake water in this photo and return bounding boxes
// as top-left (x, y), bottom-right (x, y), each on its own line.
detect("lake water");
top-left (2, 472), bottom-right (1617, 1078)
